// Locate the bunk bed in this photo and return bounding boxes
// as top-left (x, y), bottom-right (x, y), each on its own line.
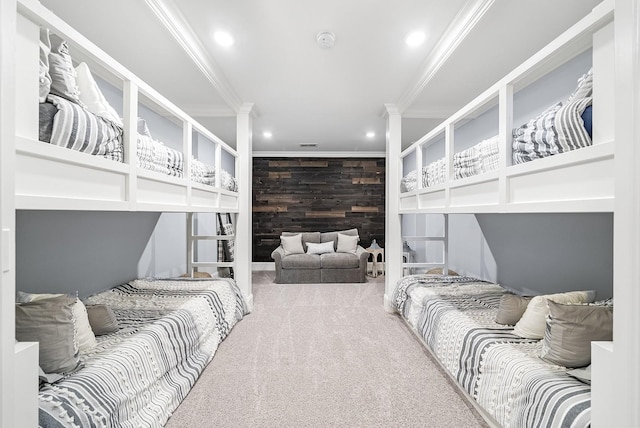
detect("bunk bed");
top-left (7, 0), bottom-right (251, 425)
top-left (389, 1), bottom-right (616, 427)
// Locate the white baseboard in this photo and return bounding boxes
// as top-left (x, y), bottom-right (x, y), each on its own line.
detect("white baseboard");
top-left (383, 294), bottom-right (396, 313)
top-left (252, 262), bottom-right (275, 271)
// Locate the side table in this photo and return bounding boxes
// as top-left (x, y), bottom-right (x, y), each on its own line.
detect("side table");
top-left (366, 247), bottom-right (384, 277)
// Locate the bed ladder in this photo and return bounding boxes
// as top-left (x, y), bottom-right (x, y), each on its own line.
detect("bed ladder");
top-left (401, 213), bottom-right (449, 275)
top-left (186, 213), bottom-right (235, 278)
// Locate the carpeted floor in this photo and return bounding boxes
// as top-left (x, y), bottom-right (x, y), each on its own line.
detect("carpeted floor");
top-left (165, 272), bottom-right (488, 428)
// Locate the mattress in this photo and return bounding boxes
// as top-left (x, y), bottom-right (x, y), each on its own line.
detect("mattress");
top-left (394, 275), bottom-right (591, 428)
top-left (37, 278), bottom-right (248, 428)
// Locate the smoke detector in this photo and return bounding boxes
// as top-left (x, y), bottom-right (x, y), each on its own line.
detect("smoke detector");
top-left (316, 32), bottom-right (335, 49)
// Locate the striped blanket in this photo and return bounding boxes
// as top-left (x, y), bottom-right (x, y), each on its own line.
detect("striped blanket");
top-left (137, 134), bottom-right (184, 177)
top-left (422, 157), bottom-right (446, 187)
top-left (454, 135), bottom-right (499, 179)
top-left (38, 278), bottom-right (248, 428)
top-left (394, 275), bottom-right (591, 428)
top-left (47, 95), bottom-right (124, 162)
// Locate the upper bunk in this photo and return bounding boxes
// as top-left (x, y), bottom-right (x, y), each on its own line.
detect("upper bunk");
top-left (398, 0), bottom-right (614, 214)
top-left (14, 0), bottom-right (239, 213)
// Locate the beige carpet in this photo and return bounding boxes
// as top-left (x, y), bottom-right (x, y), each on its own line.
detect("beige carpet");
top-left (165, 272), bottom-right (488, 428)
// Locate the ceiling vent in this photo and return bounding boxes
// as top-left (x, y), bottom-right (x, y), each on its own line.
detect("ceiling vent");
top-left (300, 143), bottom-right (317, 148)
top-left (316, 32), bottom-right (335, 49)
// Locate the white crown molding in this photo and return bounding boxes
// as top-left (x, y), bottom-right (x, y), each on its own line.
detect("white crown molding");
top-left (402, 107), bottom-right (457, 119)
top-left (396, 0), bottom-right (495, 113)
top-left (144, 0), bottom-right (243, 112)
top-left (181, 105), bottom-right (236, 118)
top-left (253, 151), bottom-right (386, 158)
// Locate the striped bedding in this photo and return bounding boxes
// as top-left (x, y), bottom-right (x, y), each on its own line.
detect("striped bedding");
top-left (137, 133), bottom-right (184, 177)
top-left (46, 94), bottom-right (124, 162)
top-left (454, 135), bottom-right (499, 179)
top-left (37, 278), bottom-right (248, 428)
top-left (393, 275), bottom-right (591, 428)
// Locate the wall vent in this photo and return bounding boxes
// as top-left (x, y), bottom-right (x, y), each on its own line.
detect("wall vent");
top-left (299, 143), bottom-right (317, 147)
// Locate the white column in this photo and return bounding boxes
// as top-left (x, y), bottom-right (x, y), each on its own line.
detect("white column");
top-left (592, 1), bottom-right (640, 426)
top-left (235, 103), bottom-right (254, 311)
top-left (0, 0), bottom-right (18, 425)
top-left (384, 104), bottom-right (402, 312)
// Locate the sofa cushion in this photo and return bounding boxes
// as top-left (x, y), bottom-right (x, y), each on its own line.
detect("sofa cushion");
top-left (281, 234), bottom-right (305, 256)
top-left (336, 233), bottom-right (359, 254)
top-left (281, 253), bottom-right (321, 269)
top-left (320, 252), bottom-right (360, 269)
top-left (282, 231), bottom-right (320, 251)
top-left (321, 228), bottom-right (359, 250)
top-left (306, 241), bottom-right (335, 255)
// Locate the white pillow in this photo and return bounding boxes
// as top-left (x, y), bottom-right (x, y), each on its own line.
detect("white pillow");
top-left (75, 62), bottom-right (123, 126)
top-left (18, 291), bottom-right (98, 352)
top-left (512, 290), bottom-right (596, 339)
top-left (336, 233), bottom-right (359, 254)
top-left (281, 234), bottom-right (304, 256)
top-left (306, 241), bottom-right (335, 255)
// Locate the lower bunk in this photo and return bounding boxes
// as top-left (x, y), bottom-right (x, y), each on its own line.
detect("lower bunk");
top-left (18, 277), bottom-right (249, 428)
top-left (393, 275), bottom-right (610, 428)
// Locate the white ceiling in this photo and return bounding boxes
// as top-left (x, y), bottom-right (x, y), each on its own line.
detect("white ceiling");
top-left (39, 0), bottom-right (602, 153)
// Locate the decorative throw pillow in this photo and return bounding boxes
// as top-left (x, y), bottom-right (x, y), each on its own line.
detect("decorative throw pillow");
top-left (540, 300), bottom-right (613, 368)
top-left (39, 27), bottom-right (52, 102)
top-left (281, 234), bottom-right (304, 256)
top-left (16, 295), bottom-right (80, 374)
top-left (566, 68), bottom-right (594, 104)
top-left (48, 33), bottom-right (83, 105)
top-left (86, 304), bottom-right (120, 335)
top-left (306, 241), bottom-right (335, 255)
top-left (75, 62), bottom-right (123, 126)
top-left (495, 293), bottom-right (533, 325)
top-left (513, 290), bottom-right (596, 339)
top-left (18, 291), bottom-right (97, 351)
top-left (336, 233), bottom-right (359, 254)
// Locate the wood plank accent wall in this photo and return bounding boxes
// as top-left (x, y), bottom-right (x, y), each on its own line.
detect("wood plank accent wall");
top-left (252, 157), bottom-right (385, 262)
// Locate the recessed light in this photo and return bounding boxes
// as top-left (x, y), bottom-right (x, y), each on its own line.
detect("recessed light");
top-left (406, 31), bottom-right (426, 47)
top-left (366, 131), bottom-right (376, 139)
top-left (263, 131), bottom-right (272, 139)
top-left (214, 31), bottom-right (234, 47)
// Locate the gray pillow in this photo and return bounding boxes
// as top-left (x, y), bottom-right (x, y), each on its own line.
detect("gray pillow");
top-left (86, 304), bottom-right (120, 335)
top-left (540, 300), bottom-right (613, 368)
top-left (495, 293), bottom-right (533, 325)
top-left (48, 33), bottom-right (83, 105)
top-left (282, 231), bottom-right (320, 252)
top-left (15, 295), bottom-right (79, 374)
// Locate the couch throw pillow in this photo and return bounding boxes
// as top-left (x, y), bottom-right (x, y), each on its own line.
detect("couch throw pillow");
top-left (540, 300), bottom-right (613, 368)
top-left (16, 295), bottom-right (80, 374)
top-left (513, 290), bottom-right (596, 339)
top-left (495, 293), bottom-right (533, 325)
top-left (306, 241), bottom-right (335, 255)
top-left (336, 233), bottom-right (359, 254)
top-left (86, 304), bottom-right (120, 335)
top-left (281, 234), bottom-right (304, 256)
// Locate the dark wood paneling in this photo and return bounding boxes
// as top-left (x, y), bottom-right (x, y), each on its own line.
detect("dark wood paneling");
top-left (252, 157), bottom-right (386, 262)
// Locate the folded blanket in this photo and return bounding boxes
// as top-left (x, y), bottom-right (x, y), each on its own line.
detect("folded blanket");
top-left (47, 94), bottom-right (124, 162)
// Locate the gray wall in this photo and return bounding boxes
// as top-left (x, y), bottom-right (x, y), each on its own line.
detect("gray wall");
top-left (476, 213), bottom-right (613, 298)
top-left (16, 211), bottom-right (187, 298)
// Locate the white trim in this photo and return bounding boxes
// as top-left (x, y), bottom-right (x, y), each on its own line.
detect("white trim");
top-left (396, 0), bottom-right (495, 112)
top-left (401, 107), bottom-right (457, 119)
top-left (253, 151), bottom-right (386, 158)
top-left (144, 0), bottom-right (242, 112)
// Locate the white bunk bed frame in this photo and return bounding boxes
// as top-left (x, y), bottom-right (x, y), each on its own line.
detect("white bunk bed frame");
top-left (386, 0), bottom-right (640, 426)
top-left (1, 0), bottom-right (254, 425)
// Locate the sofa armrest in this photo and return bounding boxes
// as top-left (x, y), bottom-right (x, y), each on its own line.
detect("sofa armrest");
top-left (271, 246), bottom-right (285, 262)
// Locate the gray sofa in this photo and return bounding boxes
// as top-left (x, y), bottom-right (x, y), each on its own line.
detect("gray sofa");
top-left (271, 228), bottom-right (369, 283)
